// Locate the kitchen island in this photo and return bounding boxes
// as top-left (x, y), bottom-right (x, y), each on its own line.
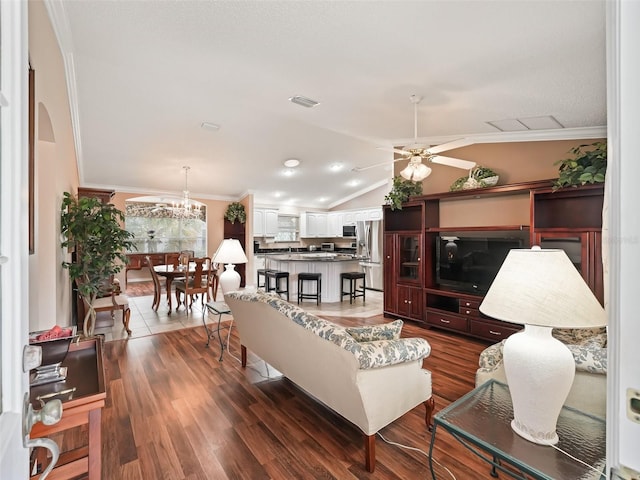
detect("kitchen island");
top-left (264, 253), bottom-right (363, 303)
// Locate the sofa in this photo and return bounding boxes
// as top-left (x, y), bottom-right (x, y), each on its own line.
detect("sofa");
top-left (224, 290), bottom-right (434, 473)
top-left (475, 327), bottom-right (607, 417)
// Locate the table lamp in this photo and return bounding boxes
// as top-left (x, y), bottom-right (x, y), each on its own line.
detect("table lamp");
top-left (479, 246), bottom-right (605, 445)
top-left (213, 238), bottom-right (248, 294)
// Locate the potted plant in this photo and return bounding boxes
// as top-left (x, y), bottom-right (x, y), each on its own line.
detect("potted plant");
top-left (384, 176), bottom-right (424, 210)
top-left (224, 202), bottom-right (246, 224)
top-left (60, 192), bottom-right (136, 337)
top-left (450, 166), bottom-right (499, 191)
top-left (553, 141), bottom-right (607, 190)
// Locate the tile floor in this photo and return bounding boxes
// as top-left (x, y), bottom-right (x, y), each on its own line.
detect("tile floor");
top-left (96, 286), bottom-right (384, 342)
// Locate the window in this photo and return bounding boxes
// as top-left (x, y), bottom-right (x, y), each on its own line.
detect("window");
top-left (125, 199), bottom-right (207, 256)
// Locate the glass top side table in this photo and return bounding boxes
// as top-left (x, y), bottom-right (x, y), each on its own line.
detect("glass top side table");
top-left (428, 380), bottom-right (606, 480)
top-left (204, 301), bottom-right (232, 361)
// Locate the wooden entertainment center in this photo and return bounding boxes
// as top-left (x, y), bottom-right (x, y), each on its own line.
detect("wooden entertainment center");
top-left (383, 179), bottom-right (604, 342)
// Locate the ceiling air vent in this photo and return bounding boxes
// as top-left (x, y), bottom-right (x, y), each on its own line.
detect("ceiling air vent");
top-left (289, 95), bottom-right (320, 108)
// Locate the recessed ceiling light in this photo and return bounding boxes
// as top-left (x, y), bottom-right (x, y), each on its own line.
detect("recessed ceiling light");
top-left (347, 180), bottom-right (361, 187)
top-left (283, 158), bottom-right (300, 168)
top-left (283, 169), bottom-right (295, 177)
top-left (289, 95), bottom-right (320, 108)
top-left (329, 163), bottom-right (343, 172)
top-left (201, 122), bottom-right (220, 131)
top-left (318, 197), bottom-right (329, 203)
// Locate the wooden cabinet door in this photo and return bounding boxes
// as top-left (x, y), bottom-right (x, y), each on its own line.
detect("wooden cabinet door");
top-left (533, 230), bottom-right (603, 304)
top-left (383, 234), bottom-right (396, 313)
top-left (397, 234), bottom-right (423, 285)
top-left (397, 286), bottom-right (423, 321)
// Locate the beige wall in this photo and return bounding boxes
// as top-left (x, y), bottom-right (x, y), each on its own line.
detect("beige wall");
top-left (394, 139), bottom-right (605, 195)
top-left (28, 0), bottom-right (80, 331)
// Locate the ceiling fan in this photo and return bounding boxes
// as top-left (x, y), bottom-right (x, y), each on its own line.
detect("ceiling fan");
top-left (354, 95), bottom-right (477, 181)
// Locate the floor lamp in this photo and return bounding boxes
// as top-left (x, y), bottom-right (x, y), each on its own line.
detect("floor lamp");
top-left (213, 239), bottom-right (248, 294)
top-left (479, 246), bottom-right (605, 445)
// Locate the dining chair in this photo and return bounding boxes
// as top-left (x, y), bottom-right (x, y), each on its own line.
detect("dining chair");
top-left (178, 250), bottom-right (192, 268)
top-left (208, 262), bottom-right (220, 301)
top-left (146, 255), bottom-right (162, 311)
top-left (175, 257), bottom-right (211, 312)
top-left (165, 252), bottom-right (180, 268)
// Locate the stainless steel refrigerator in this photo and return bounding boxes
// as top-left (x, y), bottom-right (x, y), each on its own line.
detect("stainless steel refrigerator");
top-left (356, 220), bottom-right (383, 291)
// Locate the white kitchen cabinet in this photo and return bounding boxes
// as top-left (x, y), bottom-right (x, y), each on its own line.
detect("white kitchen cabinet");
top-left (253, 209), bottom-right (265, 236)
top-left (300, 212), bottom-right (329, 237)
top-left (328, 212), bottom-right (343, 237)
top-left (253, 208), bottom-right (279, 237)
top-left (264, 209), bottom-right (279, 236)
top-left (342, 211), bottom-right (356, 225)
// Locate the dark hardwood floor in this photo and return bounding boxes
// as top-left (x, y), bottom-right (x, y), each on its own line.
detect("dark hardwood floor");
top-left (61, 312), bottom-right (497, 479)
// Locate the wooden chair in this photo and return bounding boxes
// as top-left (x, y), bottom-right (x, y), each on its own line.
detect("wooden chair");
top-left (207, 262), bottom-right (220, 301)
top-left (175, 257), bottom-right (210, 312)
top-left (83, 277), bottom-right (132, 335)
top-left (146, 255), bottom-right (162, 311)
top-left (165, 252), bottom-right (180, 268)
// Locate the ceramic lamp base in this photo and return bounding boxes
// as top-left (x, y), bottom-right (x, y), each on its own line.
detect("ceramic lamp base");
top-left (503, 324), bottom-right (575, 445)
top-left (219, 264), bottom-right (241, 294)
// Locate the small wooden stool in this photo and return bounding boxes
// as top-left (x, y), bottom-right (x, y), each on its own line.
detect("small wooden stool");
top-left (298, 272), bottom-right (322, 305)
top-left (340, 272), bottom-right (366, 304)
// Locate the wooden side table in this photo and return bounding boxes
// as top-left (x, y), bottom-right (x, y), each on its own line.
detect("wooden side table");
top-left (29, 338), bottom-right (106, 479)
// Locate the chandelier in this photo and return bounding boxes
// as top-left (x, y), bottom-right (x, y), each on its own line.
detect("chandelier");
top-left (170, 166), bottom-right (203, 219)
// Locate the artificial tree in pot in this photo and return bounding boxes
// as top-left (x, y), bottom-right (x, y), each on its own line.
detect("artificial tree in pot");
top-left (60, 192), bottom-right (135, 337)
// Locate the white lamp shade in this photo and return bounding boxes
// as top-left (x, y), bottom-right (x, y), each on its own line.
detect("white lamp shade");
top-left (479, 246), bottom-right (605, 445)
top-left (213, 239), bottom-right (248, 294)
top-left (480, 247), bottom-right (605, 328)
top-left (213, 239), bottom-right (248, 265)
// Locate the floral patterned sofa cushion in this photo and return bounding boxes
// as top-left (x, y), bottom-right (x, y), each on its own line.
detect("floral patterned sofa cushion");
top-left (345, 320), bottom-right (403, 342)
top-left (478, 327), bottom-right (607, 376)
top-left (225, 292), bottom-right (431, 370)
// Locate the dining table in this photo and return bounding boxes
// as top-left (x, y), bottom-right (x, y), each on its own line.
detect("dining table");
top-left (153, 263), bottom-right (211, 313)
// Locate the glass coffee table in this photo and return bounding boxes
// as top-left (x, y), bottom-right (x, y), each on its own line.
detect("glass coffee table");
top-left (428, 380), bottom-right (606, 480)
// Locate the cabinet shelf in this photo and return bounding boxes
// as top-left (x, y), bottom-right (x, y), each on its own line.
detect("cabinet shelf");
top-left (427, 225), bottom-right (529, 233)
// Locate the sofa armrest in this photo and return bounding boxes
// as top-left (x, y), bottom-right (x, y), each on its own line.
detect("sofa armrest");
top-left (478, 340), bottom-right (506, 371)
top-left (351, 337), bottom-right (431, 369)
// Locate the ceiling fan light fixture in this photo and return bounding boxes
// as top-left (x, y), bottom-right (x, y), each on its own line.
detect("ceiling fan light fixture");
top-left (400, 162), bottom-right (431, 182)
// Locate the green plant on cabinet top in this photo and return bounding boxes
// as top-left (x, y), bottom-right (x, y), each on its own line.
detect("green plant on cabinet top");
top-left (553, 141), bottom-right (607, 190)
top-left (385, 176), bottom-right (424, 211)
top-left (224, 202), bottom-right (246, 224)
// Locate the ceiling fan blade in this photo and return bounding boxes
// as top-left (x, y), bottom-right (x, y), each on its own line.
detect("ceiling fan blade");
top-left (376, 146), bottom-right (411, 156)
top-left (430, 155), bottom-right (477, 170)
top-left (426, 138), bottom-right (474, 155)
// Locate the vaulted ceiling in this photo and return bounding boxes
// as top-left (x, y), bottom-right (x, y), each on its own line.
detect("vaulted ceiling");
top-left (45, 0), bottom-right (606, 208)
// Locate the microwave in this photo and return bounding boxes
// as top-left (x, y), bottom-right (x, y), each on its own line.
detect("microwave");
top-left (342, 225), bottom-right (356, 237)
top-left (320, 242), bottom-right (335, 251)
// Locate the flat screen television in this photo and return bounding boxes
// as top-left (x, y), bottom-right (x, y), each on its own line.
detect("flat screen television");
top-left (435, 236), bottom-right (524, 294)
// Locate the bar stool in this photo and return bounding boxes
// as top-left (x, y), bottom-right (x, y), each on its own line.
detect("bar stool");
top-left (297, 272), bottom-right (322, 305)
top-left (257, 268), bottom-right (275, 289)
top-left (340, 272), bottom-right (366, 304)
top-left (266, 270), bottom-right (290, 301)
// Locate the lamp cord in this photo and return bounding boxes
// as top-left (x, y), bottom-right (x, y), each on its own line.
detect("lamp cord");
top-left (377, 432), bottom-right (456, 480)
top-left (540, 441), bottom-right (606, 479)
